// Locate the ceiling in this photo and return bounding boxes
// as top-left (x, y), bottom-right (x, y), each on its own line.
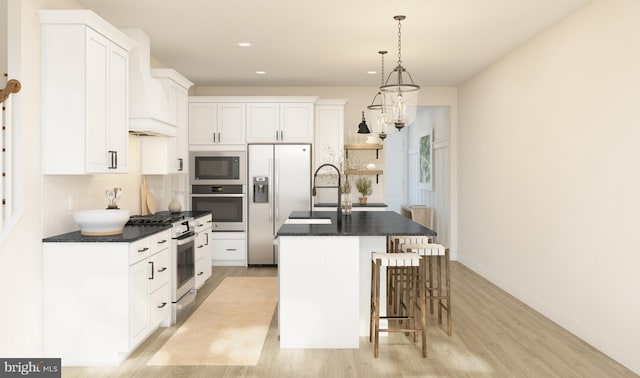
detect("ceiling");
top-left (74, 0), bottom-right (589, 87)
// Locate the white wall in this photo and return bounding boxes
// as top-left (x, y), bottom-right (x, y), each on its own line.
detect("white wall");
top-left (458, 0), bottom-right (640, 374)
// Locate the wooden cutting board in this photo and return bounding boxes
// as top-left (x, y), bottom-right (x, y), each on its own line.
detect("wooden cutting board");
top-left (146, 192), bottom-right (157, 215)
top-left (141, 177), bottom-right (149, 215)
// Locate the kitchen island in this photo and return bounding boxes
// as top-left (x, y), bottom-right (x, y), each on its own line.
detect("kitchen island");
top-left (276, 210), bottom-right (436, 349)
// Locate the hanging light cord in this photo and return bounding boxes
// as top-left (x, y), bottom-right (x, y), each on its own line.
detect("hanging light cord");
top-left (380, 51), bottom-right (386, 85)
top-left (396, 17), bottom-right (403, 66)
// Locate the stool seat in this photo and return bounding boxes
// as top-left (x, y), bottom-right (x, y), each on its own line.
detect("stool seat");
top-left (372, 252), bottom-right (421, 267)
top-left (401, 243), bottom-right (446, 255)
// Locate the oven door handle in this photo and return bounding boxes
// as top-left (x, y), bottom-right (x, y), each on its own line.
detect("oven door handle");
top-left (176, 234), bottom-right (196, 246)
top-left (191, 194), bottom-right (246, 198)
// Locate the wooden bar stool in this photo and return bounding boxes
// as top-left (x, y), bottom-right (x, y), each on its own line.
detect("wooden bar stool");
top-left (402, 243), bottom-right (452, 336)
top-left (387, 236), bottom-right (433, 316)
top-left (370, 252), bottom-right (426, 358)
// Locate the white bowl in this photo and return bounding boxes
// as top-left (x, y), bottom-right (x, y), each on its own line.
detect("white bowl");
top-left (73, 209), bottom-right (130, 236)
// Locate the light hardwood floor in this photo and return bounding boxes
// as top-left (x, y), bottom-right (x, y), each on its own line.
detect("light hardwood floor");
top-left (62, 263), bottom-right (637, 377)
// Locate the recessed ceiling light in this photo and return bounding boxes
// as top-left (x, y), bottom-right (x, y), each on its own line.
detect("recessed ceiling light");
top-left (238, 42), bottom-right (252, 47)
top-left (367, 71), bottom-right (377, 75)
top-left (256, 71), bottom-right (266, 75)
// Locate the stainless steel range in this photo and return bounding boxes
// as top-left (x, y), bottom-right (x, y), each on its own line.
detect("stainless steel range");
top-left (127, 212), bottom-right (197, 324)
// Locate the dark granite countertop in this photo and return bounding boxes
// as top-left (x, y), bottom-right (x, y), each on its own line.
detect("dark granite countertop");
top-left (177, 210), bottom-right (212, 219)
top-left (314, 202), bottom-right (388, 208)
top-left (42, 210), bottom-right (213, 243)
top-left (277, 210), bottom-right (436, 237)
top-left (42, 224), bottom-right (172, 243)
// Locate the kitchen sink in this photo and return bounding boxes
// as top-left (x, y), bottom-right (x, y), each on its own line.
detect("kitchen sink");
top-left (284, 218), bottom-right (332, 225)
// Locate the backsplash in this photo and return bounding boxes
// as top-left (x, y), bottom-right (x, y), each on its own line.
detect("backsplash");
top-left (42, 135), bottom-right (186, 237)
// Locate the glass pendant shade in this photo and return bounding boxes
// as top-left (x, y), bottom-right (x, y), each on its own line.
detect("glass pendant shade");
top-left (380, 77), bottom-right (419, 130)
top-left (379, 15), bottom-right (420, 131)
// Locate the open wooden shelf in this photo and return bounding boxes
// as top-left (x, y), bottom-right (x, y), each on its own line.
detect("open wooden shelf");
top-left (344, 144), bottom-right (383, 159)
top-left (344, 169), bottom-right (383, 183)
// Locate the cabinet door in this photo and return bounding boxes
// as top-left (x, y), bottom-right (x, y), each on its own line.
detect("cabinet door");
top-left (107, 43), bottom-right (129, 173)
top-left (218, 103), bottom-right (246, 144)
top-left (280, 103), bottom-right (314, 143)
top-left (246, 103), bottom-right (279, 143)
top-left (130, 258), bottom-right (151, 348)
top-left (189, 103), bottom-right (217, 145)
top-left (175, 85), bottom-right (189, 172)
top-left (314, 103), bottom-right (344, 171)
top-left (85, 29), bottom-right (110, 173)
top-left (85, 29), bottom-right (128, 173)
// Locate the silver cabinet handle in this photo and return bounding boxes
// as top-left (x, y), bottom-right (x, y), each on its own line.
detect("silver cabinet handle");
top-left (157, 239), bottom-right (167, 244)
top-left (226, 248), bottom-right (237, 251)
top-left (138, 247), bottom-right (149, 253)
top-left (157, 267), bottom-right (167, 273)
top-left (280, 130), bottom-right (283, 140)
top-left (157, 302), bottom-right (167, 309)
top-left (198, 271), bottom-right (204, 276)
top-left (213, 132), bottom-right (216, 143)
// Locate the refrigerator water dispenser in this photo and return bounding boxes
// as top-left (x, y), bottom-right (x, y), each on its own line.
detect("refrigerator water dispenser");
top-left (253, 176), bottom-right (269, 203)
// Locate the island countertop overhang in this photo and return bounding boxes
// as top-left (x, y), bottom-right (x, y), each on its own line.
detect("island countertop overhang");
top-left (276, 210), bottom-right (437, 237)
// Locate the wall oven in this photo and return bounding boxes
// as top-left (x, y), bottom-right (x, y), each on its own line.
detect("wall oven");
top-left (190, 150), bottom-right (246, 185)
top-left (191, 184), bottom-right (247, 232)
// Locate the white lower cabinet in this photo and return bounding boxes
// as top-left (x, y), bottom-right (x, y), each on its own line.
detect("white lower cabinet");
top-left (43, 229), bottom-right (171, 366)
top-left (211, 232), bottom-right (247, 266)
top-left (194, 214), bottom-right (213, 289)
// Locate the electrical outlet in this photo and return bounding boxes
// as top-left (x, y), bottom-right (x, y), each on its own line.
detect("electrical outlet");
top-left (67, 195), bottom-right (74, 210)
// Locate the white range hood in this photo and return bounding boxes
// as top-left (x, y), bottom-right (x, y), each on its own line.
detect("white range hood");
top-left (121, 28), bottom-right (176, 136)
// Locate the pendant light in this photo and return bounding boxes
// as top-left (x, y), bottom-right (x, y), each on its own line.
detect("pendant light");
top-left (357, 111), bottom-right (371, 134)
top-left (380, 15), bottom-right (420, 131)
top-left (367, 51), bottom-right (391, 141)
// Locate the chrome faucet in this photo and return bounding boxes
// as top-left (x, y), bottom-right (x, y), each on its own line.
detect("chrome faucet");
top-left (312, 163), bottom-right (342, 228)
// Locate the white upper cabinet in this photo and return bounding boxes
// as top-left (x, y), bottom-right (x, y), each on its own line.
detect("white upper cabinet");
top-left (40, 10), bottom-right (134, 174)
top-left (314, 99), bottom-right (347, 171)
top-left (189, 100), bottom-right (246, 145)
top-left (246, 101), bottom-right (315, 143)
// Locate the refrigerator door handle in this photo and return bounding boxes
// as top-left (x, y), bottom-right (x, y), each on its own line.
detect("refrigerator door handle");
top-left (275, 158), bottom-right (279, 222)
top-left (268, 159), bottom-right (273, 222)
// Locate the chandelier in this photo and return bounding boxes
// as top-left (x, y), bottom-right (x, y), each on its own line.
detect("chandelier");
top-left (367, 51), bottom-right (391, 140)
top-left (379, 15), bottom-right (420, 131)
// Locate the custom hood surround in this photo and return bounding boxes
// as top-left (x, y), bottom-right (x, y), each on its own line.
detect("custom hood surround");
top-left (121, 28), bottom-right (176, 136)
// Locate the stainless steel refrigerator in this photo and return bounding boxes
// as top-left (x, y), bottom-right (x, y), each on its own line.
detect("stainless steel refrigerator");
top-left (248, 144), bottom-right (311, 265)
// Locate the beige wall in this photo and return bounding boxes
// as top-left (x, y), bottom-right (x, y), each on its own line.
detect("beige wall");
top-left (458, 0), bottom-right (640, 373)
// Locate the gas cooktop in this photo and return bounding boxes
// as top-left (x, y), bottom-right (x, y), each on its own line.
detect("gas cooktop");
top-left (126, 211), bottom-right (191, 226)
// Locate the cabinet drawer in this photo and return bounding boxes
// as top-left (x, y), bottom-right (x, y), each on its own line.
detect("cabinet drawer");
top-left (195, 214), bottom-right (212, 233)
top-left (129, 230), bottom-right (171, 265)
top-left (149, 230), bottom-right (171, 254)
top-left (149, 248), bottom-right (171, 293)
top-left (129, 238), bottom-right (152, 265)
top-left (149, 282), bottom-right (171, 327)
top-left (212, 239), bottom-right (246, 260)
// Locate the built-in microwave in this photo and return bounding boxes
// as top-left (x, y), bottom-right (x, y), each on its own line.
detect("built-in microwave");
top-left (189, 151), bottom-right (246, 185)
